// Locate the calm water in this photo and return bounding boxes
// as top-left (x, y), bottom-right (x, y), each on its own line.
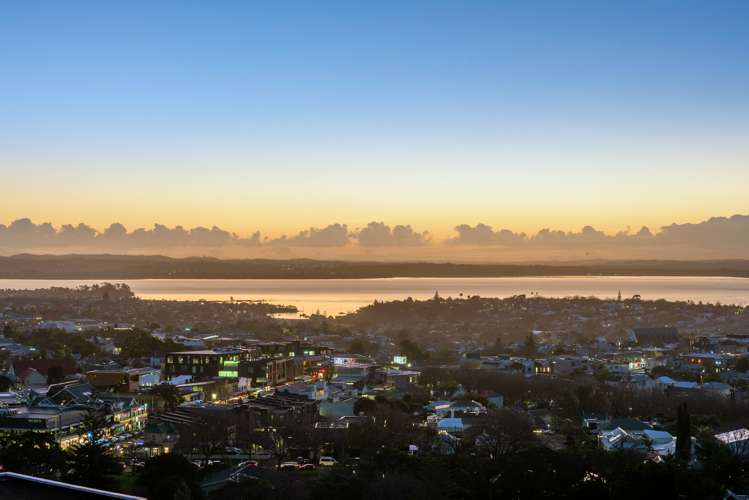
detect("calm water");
top-left (1, 276), bottom-right (748, 316)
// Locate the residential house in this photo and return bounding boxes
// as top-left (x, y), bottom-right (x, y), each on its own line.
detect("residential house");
top-left (599, 427), bottom-right (676, 456)
top-left (715, 428), bottom-right (749, 457)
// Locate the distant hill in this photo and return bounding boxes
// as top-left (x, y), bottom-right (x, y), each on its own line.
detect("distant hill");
top-left (1, 254), bottom-right (749, 279)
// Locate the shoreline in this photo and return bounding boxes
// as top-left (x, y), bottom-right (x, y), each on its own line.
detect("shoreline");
top-left (2, 255), bottom-right (749, 280)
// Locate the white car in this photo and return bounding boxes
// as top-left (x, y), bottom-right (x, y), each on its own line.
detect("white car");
top-left (318, 456), bottom-right (337, 466)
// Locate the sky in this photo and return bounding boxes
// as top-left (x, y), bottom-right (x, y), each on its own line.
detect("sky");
top-left (1, 1), bottom-right (748, 258)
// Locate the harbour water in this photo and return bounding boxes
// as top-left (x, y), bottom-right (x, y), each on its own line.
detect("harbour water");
top-left (1, 276), bottom-right (748, 316)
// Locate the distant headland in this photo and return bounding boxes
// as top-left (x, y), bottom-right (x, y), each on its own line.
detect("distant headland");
top-left (1, 254), bottom-right (749, 279)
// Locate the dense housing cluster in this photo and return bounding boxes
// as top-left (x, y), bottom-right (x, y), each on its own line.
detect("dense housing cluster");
top-left (0, 285), bottom-right (748, 498)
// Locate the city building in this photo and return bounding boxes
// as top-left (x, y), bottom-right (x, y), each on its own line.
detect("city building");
top-left (86, 367), bottom-right (161, 393)
top-left (0, 383), bottom-right (148, 448)
top-left (239, 357), bottom-right (303, 388)
top-left (164, 348), bottom-right (253, 381)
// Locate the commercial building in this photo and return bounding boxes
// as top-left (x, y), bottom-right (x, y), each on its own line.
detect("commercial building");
top-left (0, 383), bottom-right (148, 448)
top-left (164, 348), bottom-right (254, 381)
top-left (239, 357), bottom-right (303, 388)
top-left (86, 367), bottom-right (161, 392)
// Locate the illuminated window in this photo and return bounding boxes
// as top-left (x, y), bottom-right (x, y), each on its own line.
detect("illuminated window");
top-left (393, 355), bottom-right (408, 365)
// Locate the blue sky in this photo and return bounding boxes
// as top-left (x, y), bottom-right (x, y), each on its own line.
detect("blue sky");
top-left (1, 1), bottom-right (748, 237)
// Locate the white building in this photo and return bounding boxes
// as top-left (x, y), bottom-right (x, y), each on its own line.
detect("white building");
top-left (599, 427), bottom-right (676, 456)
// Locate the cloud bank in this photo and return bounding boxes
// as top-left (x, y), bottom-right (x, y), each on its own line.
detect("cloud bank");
top-left (447, 215), bottom-right (749, 251)
top-left (0, 219), bottom-right (262, 249)
top-left (356, 222), bottom-right (430, 247)
top-left (0, 215), bottom-right (747, 260)
top-left (268, 224), bottom-right (349, 247)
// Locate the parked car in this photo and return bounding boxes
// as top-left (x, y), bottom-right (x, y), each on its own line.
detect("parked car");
top-left (238, 460), bottom-right (259, 469)
top-left (299, 463), bottom-right (315, 471)
top-left (280, 461), bottom-right (300, 471)
top-left (319, 456), bottom-right (337, 466)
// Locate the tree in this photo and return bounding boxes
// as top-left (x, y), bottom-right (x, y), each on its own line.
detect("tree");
top-left (0, 374), bottom-right (14, 391)
top-left (523, 333), bottom-right (537, 357)
top-left (349, 338), bottom-right (374, 356)
top-left (309, 466), bottom-right (364, 500)
top-left (267, 427), bottom-right (291, 470)
top-left (399, 339), bottom-right (428, 361)
top-left (353, 398), bottom-right (378, 415)
top-left (176, 417), bottom-right (231, 467)
top-left (67, 441), bottom-right (122, 489)
top-left (150, 383), bottom-right (183, 412)
top-left (139, 453), bottom-right (203, 500)
top-left (0, 432), bottom-right (66, 477)
top-left (117, 330), bottom-right (180, 361)
top-left (66, 409), bottom-right (122, 489)
top-left (698, 436), bottom-right (749, 494)
top-left (47, 365), bottom-right (66, 385)
top-left (487, 336), bottom-right (504, 356)
top-left (469, 409), bottom-right (535, 462)
top-left (675, 402), bottom-right (691, 461)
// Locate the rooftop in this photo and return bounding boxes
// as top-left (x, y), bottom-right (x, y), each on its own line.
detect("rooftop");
top-left (168, 349), bottom-right (246, 355)
top-left (715, 428), bottom-right (749, 444)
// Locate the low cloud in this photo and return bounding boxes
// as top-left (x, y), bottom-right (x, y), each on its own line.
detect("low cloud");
top-left (0, 214), bottom-right (747, 259)
top-left (448, 223), bottom-right (527, 246)
top-left (658, 215), bottom-right (749, 247)
top-left (356, 222), bottom-right (430, 247)
top-left (448, 223), bottom-right (656, 247)
top-left (268, 224), bottom-right (349, 247)
top-left (0, 219), bottom-right (260, 249)
top-left (448, 216), bottom-right (749, 255)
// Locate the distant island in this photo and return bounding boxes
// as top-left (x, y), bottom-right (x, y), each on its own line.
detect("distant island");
top-left (1, 254), bottom-right (749, 279)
